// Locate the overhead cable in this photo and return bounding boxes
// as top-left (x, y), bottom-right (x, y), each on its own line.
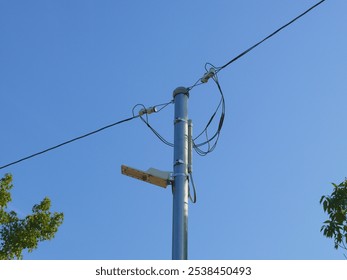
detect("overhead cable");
top-left (0, 100), bottom-right (173, 170)
top-left (215, 0), bottom-right (326, 73)
top-left (0, 115), bottom-right (138, 170)
top-left (1, 1), bottom-right (326, 170)
top-left (189, 0), bottom-right (325, 155)
top-left (188, 0), bottom-right (326, 93)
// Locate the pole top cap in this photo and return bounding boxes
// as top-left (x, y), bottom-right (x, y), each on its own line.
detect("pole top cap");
top-left (173, 87), bottom-right (189, 98)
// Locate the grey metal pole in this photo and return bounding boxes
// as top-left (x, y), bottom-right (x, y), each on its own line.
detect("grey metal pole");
top-left (172, 87), bottom-right (189, 260)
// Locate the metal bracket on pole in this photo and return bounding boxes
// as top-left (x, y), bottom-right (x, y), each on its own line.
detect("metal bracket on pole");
top-left (121, 165), bottom-right (172, 188)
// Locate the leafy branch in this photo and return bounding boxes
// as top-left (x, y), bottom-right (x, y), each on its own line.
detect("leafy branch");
top-left (320, 179), bottom-right (347, 258)
top-left (0, 174), bottom-right (64, 259)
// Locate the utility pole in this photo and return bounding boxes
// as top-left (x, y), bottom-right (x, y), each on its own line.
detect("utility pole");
top-left (172, 87), bottom-right (189, 260)
top-left (121, 86), bottom-right (192, 260)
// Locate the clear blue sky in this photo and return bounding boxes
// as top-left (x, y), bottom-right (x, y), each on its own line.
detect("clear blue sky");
top-left (1, 0), bottom-right (346, 260)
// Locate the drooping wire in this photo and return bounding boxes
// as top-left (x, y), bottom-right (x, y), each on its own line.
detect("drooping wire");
top-left (185, 0), bottom-right (326, 203)
top-left (189, 1), bottom-right (325, 154)
top-left (0, 115), bottom-right (139, 170)
top-left (192, 69), bottom-right (225, 156)
top-left (132, 100), bottom-right (174, 147)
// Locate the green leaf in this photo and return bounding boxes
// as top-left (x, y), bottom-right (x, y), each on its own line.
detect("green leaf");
top-left (320, 195), bottom-right (325, 204)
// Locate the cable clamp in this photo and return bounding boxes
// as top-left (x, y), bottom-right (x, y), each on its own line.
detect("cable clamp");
top-left (139, 106), bottom-right (157, 116)
top-left (200, 68), bottom-right (216, 83)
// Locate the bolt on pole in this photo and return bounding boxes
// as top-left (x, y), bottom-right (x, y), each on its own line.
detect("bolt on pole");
top-left (172, 87), bottom-right (189, 260)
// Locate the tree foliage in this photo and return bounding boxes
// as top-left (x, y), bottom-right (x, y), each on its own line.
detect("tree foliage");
top-left (320, 179), bottom-right (347, 253)
top-left (0, 173), bottom-right (64, 259)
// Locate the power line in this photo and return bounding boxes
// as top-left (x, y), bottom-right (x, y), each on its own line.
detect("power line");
top-left (188, 0), bottom-right (326, 155)
top-left (188, 0), bottom-right (326, 93)
top-left (1, 1), bottom-right (326, 170)
top-left (0, 99), bottom-right (175, 170)
top-left (215, 0), bottom-right (326, 73)
top-left (0, 99), bottom-right (176, 170)
top-left (0, 115), bottom-right (139, 170)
